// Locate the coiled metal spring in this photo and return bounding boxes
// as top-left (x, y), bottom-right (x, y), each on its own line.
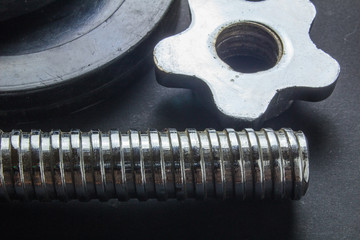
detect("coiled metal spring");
top-left (0, 128), bottom-right (308, 201)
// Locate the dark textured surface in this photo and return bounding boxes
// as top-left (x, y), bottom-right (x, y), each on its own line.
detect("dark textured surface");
top-left (0, 0), bottom-right (359, 239)
top-left (0, 0), bottom-right (177, 117)
top-left (0, 0), bottom-right (55, 22)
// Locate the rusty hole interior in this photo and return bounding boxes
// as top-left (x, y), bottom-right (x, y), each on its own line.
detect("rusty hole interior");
top-left (215, 21), bottom-right (283, 73)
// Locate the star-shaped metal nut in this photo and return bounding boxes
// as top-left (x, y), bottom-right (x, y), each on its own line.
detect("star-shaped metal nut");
top-left (154, 0), bottom-right (340, 122)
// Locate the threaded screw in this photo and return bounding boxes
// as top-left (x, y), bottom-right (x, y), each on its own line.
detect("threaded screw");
top-left (0, 128), bottom-right (309, 202)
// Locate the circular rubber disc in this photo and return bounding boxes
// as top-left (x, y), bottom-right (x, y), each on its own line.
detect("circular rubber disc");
top-left (0, 0), bottom-right (176, 117)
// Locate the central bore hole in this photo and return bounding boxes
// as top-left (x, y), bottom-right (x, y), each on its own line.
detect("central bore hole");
top-left (215, 22), bottom-right (283, 73)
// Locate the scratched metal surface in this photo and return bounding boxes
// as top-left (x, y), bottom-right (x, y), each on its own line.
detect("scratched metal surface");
top-left (0, 0), bottom-right (359, 239)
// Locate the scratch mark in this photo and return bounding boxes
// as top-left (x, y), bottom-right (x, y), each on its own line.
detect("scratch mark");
top-left (344, 22), bottom-right (359, 42)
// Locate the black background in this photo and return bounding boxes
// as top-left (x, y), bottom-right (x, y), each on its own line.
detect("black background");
top-left (0, 0), bottom-right (359, 239)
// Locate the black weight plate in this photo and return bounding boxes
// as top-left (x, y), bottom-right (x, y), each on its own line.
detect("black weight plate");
top-left (0, 0), bottom-right (56, 22)
top-left (0, 0), bottom-right (177, 118)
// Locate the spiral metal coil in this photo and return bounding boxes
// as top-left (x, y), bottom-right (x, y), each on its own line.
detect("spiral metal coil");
top-left (0, 128), bottom-right (309, 201)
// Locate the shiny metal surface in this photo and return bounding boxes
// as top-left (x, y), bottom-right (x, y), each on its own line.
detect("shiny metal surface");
top-left (0, 128), bottom-right (309, 201)
top-left (154, 0), bottom-right (340, 123)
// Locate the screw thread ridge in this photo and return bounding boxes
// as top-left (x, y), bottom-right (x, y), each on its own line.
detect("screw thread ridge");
top-left (0, 128), bottom-right (309, 201)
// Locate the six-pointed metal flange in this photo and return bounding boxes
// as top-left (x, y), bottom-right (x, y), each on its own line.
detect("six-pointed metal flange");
top-left (154, 0), bottom-right (340, 123)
